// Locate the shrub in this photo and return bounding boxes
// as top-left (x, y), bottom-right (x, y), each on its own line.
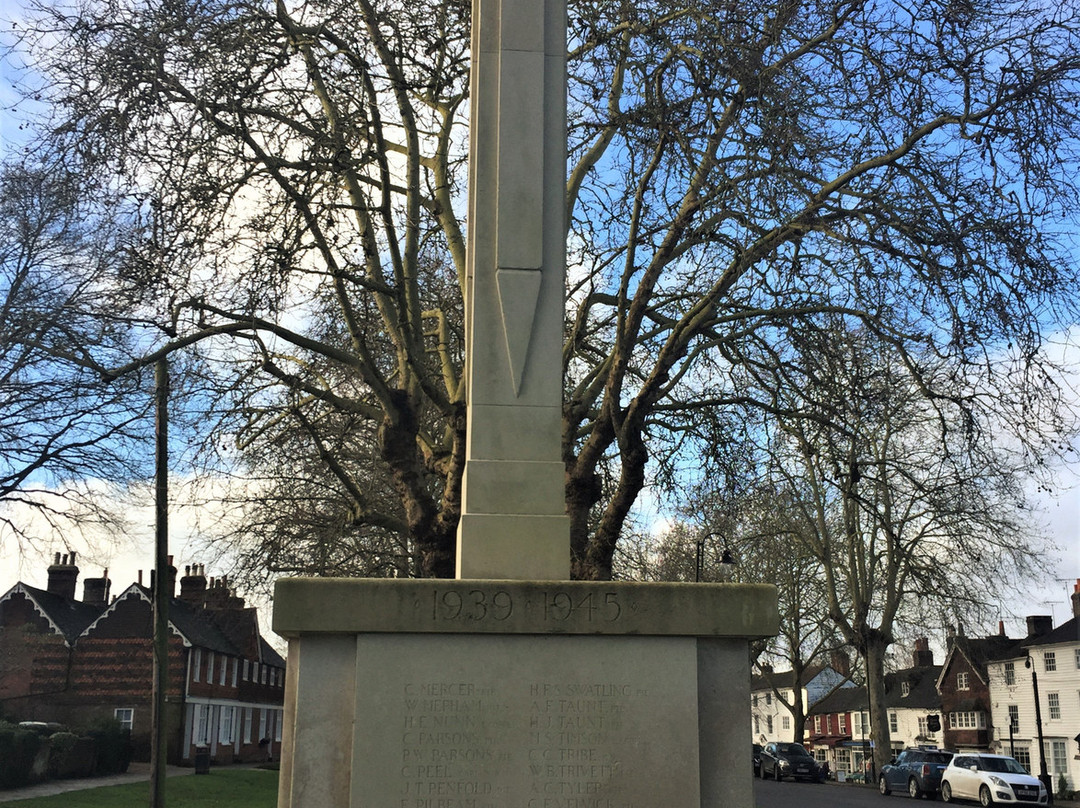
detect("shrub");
top-left (85, 718), bottom-right (132, 775)
top-left (0, 721), bottom-right (44, 788)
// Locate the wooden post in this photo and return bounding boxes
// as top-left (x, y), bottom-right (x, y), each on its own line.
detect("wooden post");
top-left (150, 358), bottom-right (169, 807)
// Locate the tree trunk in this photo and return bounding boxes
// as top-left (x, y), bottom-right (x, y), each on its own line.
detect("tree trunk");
top-left (864, 634), bottom-right (893, 781)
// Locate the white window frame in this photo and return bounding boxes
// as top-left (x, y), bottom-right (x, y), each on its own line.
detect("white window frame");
top-left (207, 652), bottom-right (215, 683)
top-left (193, 649), bottom-right (202, 683)
top-left (258, 708), bottom-right (268, 742)
top-left (782, 714), bottom-right (790, 730)
top-left (839, 714), bottom-right (847, 734)
top-left (957, 671), bottom-right (969, 690)
top-left (244, 707), bottom-right (253, 744)
top-left (114, 707), bottom-right (134, 731)
top-left (274, 710), bottom-right (283, 742)
top-left (901, 681), bottom-right (910, 697)
top-left (1004, 661), bottom-right (1015, 685)
top-left (219, 706), bottom-right (234, 744)
top-left (243, 659), bottom-right (250, 681)
top-left (231, 658), bottom-right (238, 687)
top-left (1047, 692), bottom-right (1060, 720)
top-left (219, 655), bottom-right (227, 685)
top-left (1008, 704), bottom-right (1019, 731)
top-left (1048, 740), bottom-right (1066, 773)
top-left (814, 715), bottom-right (822, 734)
top-left (889, 712), bottom-right (898, 733)
top-left (195, 704), bottom-right (210, 746)
top-left (1043, 651), bottom-right (1056, 672)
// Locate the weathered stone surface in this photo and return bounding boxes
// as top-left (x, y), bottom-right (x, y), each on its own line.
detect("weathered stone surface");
top-left (274, 579), bottom-right (778, 638)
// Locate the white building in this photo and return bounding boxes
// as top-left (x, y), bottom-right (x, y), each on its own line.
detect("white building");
top-left (750, 652), bottom-right (854, 745)
top-left (987, 581), bottom-right (1080, 796)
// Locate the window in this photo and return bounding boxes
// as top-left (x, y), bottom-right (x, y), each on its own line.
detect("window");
top-left (114, 708), bottom-right (134, 731)
top-left (838, 714), bottom-right (847, 734)
top-left (207, 652), bottom-right (215, 682)
top-left (261, 666), bottom-right (268, 685)
top-left (274, 710), bottom-right (283, 742)
top-left (219, 706), bottom-right (234, 744)
top-left (243, 659), bottom-right (250, 681)
top-left (270, 668), bottom-right (277, 687)
top-left (753, 694), bottom-right (758, 707)
top-left (765, 692), bottom-right (772, 705)
top-left (1008, 705), bottom-right (1019, 731)
top-left (754, 715), bottom-right (760, 734)
top-left (918, 716), bottom-right (935, 737)
top-left (219, 655), bottom-right (227, 685)
top-left (231, 658), bottom-right (238, 687)
top-left (195, 704), bottom-right (210, 746)
top-left (901, 681), bottom-right (910, 697)
top-left (1047, 692), bottom-right (1060, 720)
top-left (766, 715), bottom-right (773, 734)
top-left (814, 716), bottom-right (822, 734)
top-left (258, 708), bottom-right (267, 743)
top-left (253, 663), bottom-right (260, 683)
top-left (1043, 652), bottom-right (1056, 672)
top-left (957, 671), bottom-right (969, 690)
top-left (1004, 662), bottom-right (1015, 685)
top-left (244, 708), bottom-right (253, 744)
top-left (1074, 648), bottom-right (1080, 669)
top-left (949, 711), bottom-right (984, 729)
top-left (889, 712), bottom-right (898, 733)
top-left (1048, 740), bottom-right (1067, 774)
top-left (1014, 746), bottom-right (1031, 772)
top-left (782, 715), bottom-right (791, 730)
top-left (193, 649), bottom-right (202, 683)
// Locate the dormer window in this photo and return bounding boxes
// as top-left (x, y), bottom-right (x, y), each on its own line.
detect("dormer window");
top-left (901, 681), bottom-right (910, 697)
top-left (957, 671), bottom-right (969, 690)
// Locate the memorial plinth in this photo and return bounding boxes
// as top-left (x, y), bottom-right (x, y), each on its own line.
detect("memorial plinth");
top-left (274, 579), bottom-right (777, 807)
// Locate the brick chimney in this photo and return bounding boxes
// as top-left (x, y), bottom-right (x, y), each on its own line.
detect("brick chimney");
top-left (148, 556), bottom-right (178, 598)
top-left (179, 564), bottom-right (208, 604)
top-left (46, 552), bottom-right (79, 600)
top-left (913, 637), bottom-right (934, 667)
top-left (830, 649), bottom-right (851, 677)
top-left (1072, 579), bottom-right (1080, 619)
top-left (82, 569), bottom-right (111, 606)
top-left (1026, 615), bottom-right (1053, 638)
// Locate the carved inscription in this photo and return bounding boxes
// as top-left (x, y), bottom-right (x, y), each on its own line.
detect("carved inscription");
top-left (397, 678), bottom-right (641, 808)
top-left (429, 588), bottom-right (623, 625)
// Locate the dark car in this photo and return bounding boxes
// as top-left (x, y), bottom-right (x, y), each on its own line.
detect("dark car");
top-left (753, 744), bottom-right (763, 777)
top-left (759, 741), bottom-right (821, 782)
top-left (878, 747), bottom-right (954, 799)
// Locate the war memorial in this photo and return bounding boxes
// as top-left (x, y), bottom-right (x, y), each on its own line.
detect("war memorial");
top-left (273, 0), bottom-right (778, 804)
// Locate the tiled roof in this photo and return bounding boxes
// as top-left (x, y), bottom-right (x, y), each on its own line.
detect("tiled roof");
top-left (2, 583), bottom-right (104, 645)
top-left (884, 665), bottom-right (941, 709)
top-left (810, 685), bottom-right (867, 715)
top-left (1021, 616), bottom-right (1080, 648)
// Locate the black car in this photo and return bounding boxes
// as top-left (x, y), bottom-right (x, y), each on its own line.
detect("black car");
top-left (759, 741), bottom-right (821, 782)
top-left (753, 744), bottom-right (763, 777)
top-left (878, 747), bottom-right (954, 799)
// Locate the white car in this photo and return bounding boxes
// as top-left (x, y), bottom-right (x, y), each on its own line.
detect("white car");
top-left (940, 753), bottom-right (1048, 805)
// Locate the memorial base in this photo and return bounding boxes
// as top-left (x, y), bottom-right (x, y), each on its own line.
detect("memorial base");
top-left (273, 579), bottom-right (777, 807)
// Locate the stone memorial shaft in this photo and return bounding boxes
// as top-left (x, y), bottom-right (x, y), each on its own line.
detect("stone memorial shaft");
top-left (456, 0), bottom-right (570, 581)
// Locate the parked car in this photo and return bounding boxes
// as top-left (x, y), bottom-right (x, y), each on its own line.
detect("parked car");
top-left (753, 744), bottom-right (763, 777)
top-left (879, 747), bottom-right (954, 799)
top-left (940, 753), bottom-right (1048, 805)
top-left (759, 741), bottom-right (821, 782)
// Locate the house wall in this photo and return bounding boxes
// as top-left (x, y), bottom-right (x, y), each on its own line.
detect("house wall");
top-left (988, 647), bottom-right (1080, 793)
top-left (939, 653), bottom-right (992, 750)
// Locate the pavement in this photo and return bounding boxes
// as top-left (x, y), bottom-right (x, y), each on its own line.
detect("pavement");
top-left (0, 761), bottom-right (206, 803)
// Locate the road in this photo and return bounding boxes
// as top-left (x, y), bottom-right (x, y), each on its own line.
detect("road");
top-left (755, 779), bottom-right (903, 808)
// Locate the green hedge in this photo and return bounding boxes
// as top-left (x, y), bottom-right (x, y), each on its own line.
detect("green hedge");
top-left (0, 719), bottom-right (131, 787)
top-left (0, 721), bottom-right (45, 788)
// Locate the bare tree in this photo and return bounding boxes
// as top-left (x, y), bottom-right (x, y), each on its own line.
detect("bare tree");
top-left (5, 0), bottom-right (1080, 582)
top-left (733, 324), bottom-right (1055, 775)
top-left (0, 161), bottom-right (149, 550)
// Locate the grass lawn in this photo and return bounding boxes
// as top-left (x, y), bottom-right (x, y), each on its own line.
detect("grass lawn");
top-left (1, 770), bottom-right (278, 808)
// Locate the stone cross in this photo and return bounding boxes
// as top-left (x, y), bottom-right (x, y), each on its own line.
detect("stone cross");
top-left (455, 0), bottom-right (570, 581)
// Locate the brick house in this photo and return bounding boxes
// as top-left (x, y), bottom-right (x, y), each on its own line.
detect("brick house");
top-left (0, 553), bottom-right (285, 766)
top-left (935, 621), bottom-right (1047, 751)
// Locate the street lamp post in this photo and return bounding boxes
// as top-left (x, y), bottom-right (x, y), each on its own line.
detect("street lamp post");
top-left (1025, 655), bottom-right (1053, 805)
